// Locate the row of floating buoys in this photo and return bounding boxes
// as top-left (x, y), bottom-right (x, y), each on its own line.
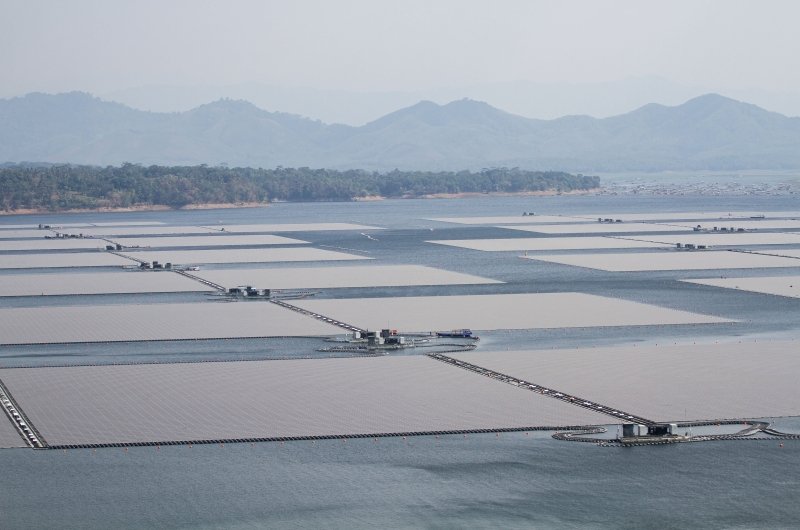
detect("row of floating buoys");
top-left (57, 429), bottom-right (556, 454)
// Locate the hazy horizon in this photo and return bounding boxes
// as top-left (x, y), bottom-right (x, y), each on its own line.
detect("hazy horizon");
top-left (100, 78), bottom-right (800, 125)
top-left (5, 83), bottom-right (799, 128)
top-left (3, 1), bottom-right (800, 124)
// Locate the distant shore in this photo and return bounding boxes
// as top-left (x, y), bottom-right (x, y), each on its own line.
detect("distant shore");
top-left (0, 201), bottom-right (272, 216)
top-left (414, 189), bottom-right (597, 199)
top-left (0, 165), bottom-right (596, 214)
top-left (0, 191), bottom-right (597, 215)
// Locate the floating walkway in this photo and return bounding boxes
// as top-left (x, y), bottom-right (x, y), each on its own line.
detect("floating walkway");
top-left (175, 270), bottom-right (226, 292)
top-left (269, 299), bottom-right (366, 334)
top-left (427, 353), bottom-right (655, 425)
top-left (42, 425), bottom-right (586, 450)
top-left (106, 249), bottom-right (143, 264)
top-left (0, 379), bottom-right (45, 448)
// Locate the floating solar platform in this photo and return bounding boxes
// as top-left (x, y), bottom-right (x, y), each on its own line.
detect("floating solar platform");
top-left (570, 212), bottom-right (800, 222)
top-left (665, 219), bottom-right (800, 230)
top-left (683, 276), bottom-right (800, 299)
top-left (0, 222), bottom-right (163, 230)
top-left (0, 224), bottom-right (50, 230)
top-left (0, 302), bottom-right (343, 345)
top-left (522, 250), bottom-right (800, 272)
top-left (59, 226), bottom-right (215, 237)
top-left (451, 341), bottom-right (800, 422)
top-left (0, 239), bottom-right (113, 252)
top-left (111, 234), bottom-right (307, 248)
top-left (499, 223), bottom-right (689, 234)
top-left (626, 233), bottom-right (800, 247)
top-left (427, 215), bottom-right (587, 225)
top-left (194, 264), bottom-right (500, 290)
top-left (293, 293), bottom-right (730, 332)
top-left (0, 230), bottom-right (55, 239)
top-left (0, 271), bottom-right (213, 297)
top-left (67, 221), bottom-right (165, 227)
top-left (0, 252), bottom-right (134, 269)
top-left (201, 223), bottom-right (382, 233)
top-left (120, 247), bottom-right (370, 265)
top-left (0, 356), bottom-right (609, 446)
top-left (428, 237), bottom-right (670, 252)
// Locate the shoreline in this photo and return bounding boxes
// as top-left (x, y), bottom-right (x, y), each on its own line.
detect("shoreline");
top-left (0, 201), bottom-right (272, 216)
top-left (414, 189), bottom-right (597, 199)
top-left (0, 191), bottom-right (599, 215)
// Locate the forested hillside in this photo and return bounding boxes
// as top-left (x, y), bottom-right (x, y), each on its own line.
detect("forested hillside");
top-left (0, 164), bottom-right (599, 211)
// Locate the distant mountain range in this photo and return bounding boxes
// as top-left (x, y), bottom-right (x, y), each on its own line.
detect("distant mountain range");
top-left (2, 92), bottom-right (799, 171)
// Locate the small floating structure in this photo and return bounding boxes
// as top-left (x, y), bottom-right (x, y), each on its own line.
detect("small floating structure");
top-left (710, 226), bottom-right (748, 232)
top-left (228, 285), bottom-right (271, 298)
top-left (436, 329), bottom-right (474, 339)
top-left (212, 285), bottom-right (318, 301)
top-left (366, 329), bottom-right (408, 349)
top-left (138, 260), bottom-right (172, 270)
top-left (319, 329), bottom-right (478, 354)
top-left (617, 423), bottom-right (688, 445)
top-left (675, 243), bottom-right (710, 251)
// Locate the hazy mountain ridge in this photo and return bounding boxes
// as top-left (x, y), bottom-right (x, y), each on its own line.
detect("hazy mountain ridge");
top-left (2, 92), bottom-right (799, 171)
top-left (100, 79), bottom-right (800, 124)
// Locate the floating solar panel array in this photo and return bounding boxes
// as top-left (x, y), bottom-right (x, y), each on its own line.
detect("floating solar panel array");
top-left (521, 250), bottom-right (800, 272)
top-left (428, 237), bottom-right (669, 251)
top-left (452, 341), bottom-right (800, 422)
top-left (120, 247), bottom-right (370, 265)
top-left (0, 253), bottom-right (134, 269)
top-left (0, 356), bottom-right (609, 446)
top-left (0, 271), bottom-right (214, 297)
top-left (193, 265), bottom-right (500, 290)
top-left (293, 292), bottom-right (731, 332)
top-left (0, 302), bottom-right (344, 345)
top-left (683, 276), bottom-right (800, 299)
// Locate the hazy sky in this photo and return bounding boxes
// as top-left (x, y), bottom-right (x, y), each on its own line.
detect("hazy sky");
top-left (2, 0), bottom-right (799, 118)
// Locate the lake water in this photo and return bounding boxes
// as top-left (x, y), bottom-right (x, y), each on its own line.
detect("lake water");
top-left (2, 192), bottom-right (800, 528)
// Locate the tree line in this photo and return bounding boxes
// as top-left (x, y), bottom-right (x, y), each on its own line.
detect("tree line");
top-left (0, 164), bottom-right (600, 211)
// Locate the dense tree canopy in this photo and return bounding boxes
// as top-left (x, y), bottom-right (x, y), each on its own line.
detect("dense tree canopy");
top-left (0, 164), bottom-right (600, 211)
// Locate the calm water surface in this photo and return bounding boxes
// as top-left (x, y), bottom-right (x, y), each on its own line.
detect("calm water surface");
top-left (3, 432), bottom-right (800, 529)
